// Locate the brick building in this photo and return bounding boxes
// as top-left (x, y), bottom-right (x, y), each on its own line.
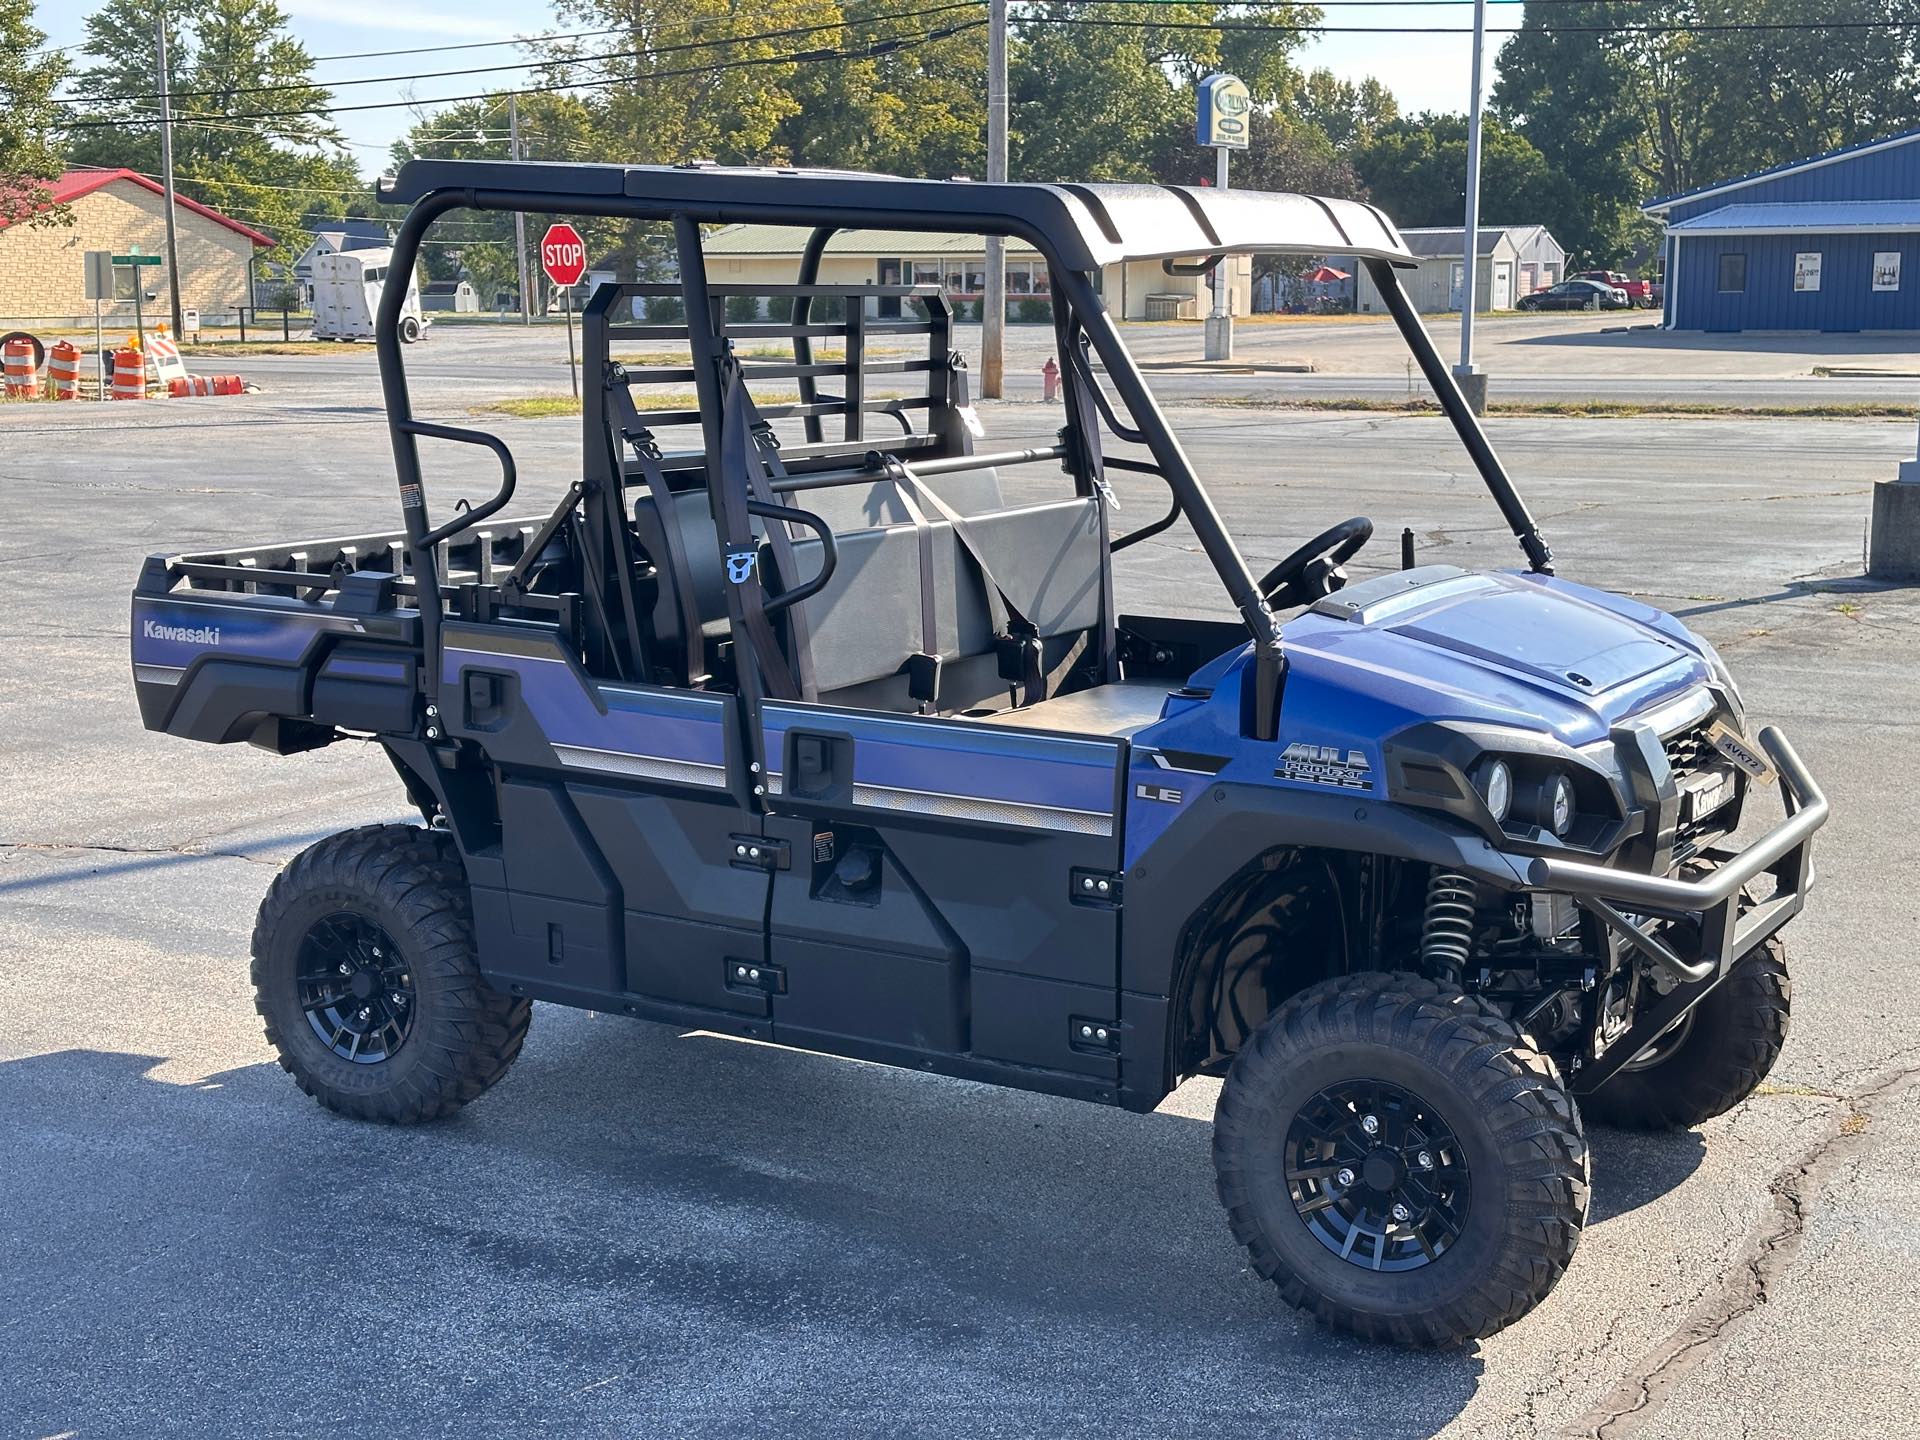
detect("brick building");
top-left (0, 169), bottom-right (273, 325)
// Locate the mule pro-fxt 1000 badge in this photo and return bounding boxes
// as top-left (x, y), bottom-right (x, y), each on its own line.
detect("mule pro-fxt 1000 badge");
top-left (1277, 741), bottom-right (1374, 790)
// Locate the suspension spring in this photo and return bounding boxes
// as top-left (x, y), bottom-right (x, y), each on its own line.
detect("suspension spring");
top-left (1421, 870), bottom-right (1478, 979)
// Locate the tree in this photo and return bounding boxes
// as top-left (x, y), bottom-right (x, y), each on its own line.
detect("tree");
top-left (391, 92), bottom-right (601, 281)
top-left (771, 12), bottom-right (986, 177)
top-left (1287, 67), bottom-right (1397, 151)
top-left (1353, 112), bottom-right (1580, 247)
top-left (62, 0), bottom-right (362, 264)
top-left (1009, 3), bottom-right (1321, 183)
top-left (1163, 109), bottom-right (1365, 198)
top-left (1494, 0), bottom-right (1920, 265)
top-left (0, 0), bottom-right (70, 225)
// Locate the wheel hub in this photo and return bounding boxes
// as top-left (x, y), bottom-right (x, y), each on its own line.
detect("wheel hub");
top-left (1285, 1079), bottom-right (1471, 1272)
top-left (295, 912), bottom-right (414, 1065)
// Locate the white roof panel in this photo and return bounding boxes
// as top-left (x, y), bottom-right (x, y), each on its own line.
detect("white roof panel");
top-left (1666, 200), bottom-right (1920, 235)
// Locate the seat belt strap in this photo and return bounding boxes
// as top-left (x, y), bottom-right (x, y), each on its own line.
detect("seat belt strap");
top-left (727, 378), bottom-right (819, 702)
top-left (889, 482), bottom-right (944, 712)
top-left (718, 364), bottom-right (803, 701)
top-left (607, 387), bottom-right (708, 685)
top-left (881, 455), bottom-right (1045, 705)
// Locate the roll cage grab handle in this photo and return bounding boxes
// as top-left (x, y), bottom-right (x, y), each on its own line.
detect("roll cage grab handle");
top-left (375, 186), bottom-right (1553, 724)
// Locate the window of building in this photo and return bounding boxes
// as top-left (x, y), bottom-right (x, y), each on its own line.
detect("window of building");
top-left (1717, 253), bottom-right (1746, 293)
top-left (911, 260), bottom-right (941, 286)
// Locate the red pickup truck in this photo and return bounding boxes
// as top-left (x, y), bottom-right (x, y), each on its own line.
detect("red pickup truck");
top-left (1577, 270), bottom-right (1660, 308)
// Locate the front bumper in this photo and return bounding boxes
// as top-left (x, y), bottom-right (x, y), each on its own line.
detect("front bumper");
top-left (1524, 726), bottom-right (1827, 1090)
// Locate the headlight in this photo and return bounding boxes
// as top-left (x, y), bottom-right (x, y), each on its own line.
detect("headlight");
top-left (1546, 772), bottom-right (1576, 836)
top-left (1478, 758), bottom-right (1512, 822)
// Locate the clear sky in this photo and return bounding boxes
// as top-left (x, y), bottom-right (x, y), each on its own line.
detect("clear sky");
top-left (31, 0), bottom-right (1501, 177)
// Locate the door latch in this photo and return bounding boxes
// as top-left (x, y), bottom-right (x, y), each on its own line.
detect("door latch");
top-left (729, 835), bottom-right (790, 872)
top-left (1070, 868), bottom-right (1123, 907)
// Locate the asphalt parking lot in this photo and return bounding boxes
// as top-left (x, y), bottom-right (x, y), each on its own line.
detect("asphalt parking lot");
top-left (3, 365), bottom-right (1918, 1437)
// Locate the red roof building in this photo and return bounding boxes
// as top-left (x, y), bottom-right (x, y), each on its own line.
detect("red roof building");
top-left (0, 169), bottom-right (275, 323)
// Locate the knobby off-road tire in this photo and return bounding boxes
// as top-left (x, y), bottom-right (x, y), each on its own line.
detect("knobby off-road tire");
top-left (1579, 932), bottom-right (1790, 1131)
top-left (1214, 973), bottom-right (1589, 1347)
top-left (251, 824), bottom-right (530, 1123)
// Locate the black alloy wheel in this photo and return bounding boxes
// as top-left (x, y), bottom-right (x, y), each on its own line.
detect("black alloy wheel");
top-left (296, 912), bottom-right (415, 1064)
top-left (1285, 1079), bottom-right (1470, 1272)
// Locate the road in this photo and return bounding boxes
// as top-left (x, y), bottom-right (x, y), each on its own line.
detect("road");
top-left (2, 388), bottom-right (1918, 1438)
top-left (185, 312), bottom-right (1920, 409)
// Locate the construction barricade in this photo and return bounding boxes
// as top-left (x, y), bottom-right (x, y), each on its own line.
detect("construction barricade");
top-left (169, 375), bottom-right (245, 397)
top-left (146, 329), bottom-right (190, 390)
top-left (110, 349), bottom-right (148, 400)
top-left (48, 341), bottom-right (82, 400)
top-left (3, 335), bottom-right (41, 398)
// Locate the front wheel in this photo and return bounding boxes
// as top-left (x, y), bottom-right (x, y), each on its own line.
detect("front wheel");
top-left (1580, 933), bottom-right (1789, 1131)
top-left (1214, 973), bottom-right (1589, 1347)
top-left (399, 315), bottom-right (423, 344)
top-left (251, 824), bottom-right (530, 1123)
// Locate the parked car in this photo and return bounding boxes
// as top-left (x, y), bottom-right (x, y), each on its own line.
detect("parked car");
top-left (1576, 270), bottom-right (1659, 307)
top-left (1517, 278), bottom-right (1631, 312)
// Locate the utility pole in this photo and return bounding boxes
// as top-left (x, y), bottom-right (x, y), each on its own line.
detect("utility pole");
top-left (510, 93), bottom-right (531, 326)
top-left (1454, 0), bottom-right (1489, 414)
top-left (981, 0), bottom-right (1008, 397)
top-left (155, 7), bottom-right (184, 337)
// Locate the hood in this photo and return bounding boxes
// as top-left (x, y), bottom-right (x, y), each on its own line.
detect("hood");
top-left (1269, 567), bottom-right (1714, 749)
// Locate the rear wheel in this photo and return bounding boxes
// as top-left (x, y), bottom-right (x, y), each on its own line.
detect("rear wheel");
top-left (399, 315), bottom-right (423, 344)
top-left (1214, 973), bottom-right (1588, 1347)
top-left (251, 824), bottom-right (530, 1123)
top-left (1580, 933), bottom-right (1789, 1131)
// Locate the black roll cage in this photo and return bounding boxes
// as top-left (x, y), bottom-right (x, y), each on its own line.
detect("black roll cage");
top-left (372, 163), bottom-right (1553, 742)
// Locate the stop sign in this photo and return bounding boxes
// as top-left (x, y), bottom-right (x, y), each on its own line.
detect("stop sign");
top-left (540, 223), bottom-right (587, 288)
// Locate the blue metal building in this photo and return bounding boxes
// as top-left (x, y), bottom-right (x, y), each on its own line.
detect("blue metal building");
top-left (1645, 127), bottom-right (1920, 331)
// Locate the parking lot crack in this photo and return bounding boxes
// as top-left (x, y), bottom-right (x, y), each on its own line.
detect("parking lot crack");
top-left (1560, 1063), bottom-right (1920, 1438)
top-left (0, 839), bottom-right (282, 869)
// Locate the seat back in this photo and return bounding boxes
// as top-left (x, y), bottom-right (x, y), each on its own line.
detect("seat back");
top-left (631, 468), bottom-right (1104, 706)
top-left (778, 496), bottom-right (1104, 696)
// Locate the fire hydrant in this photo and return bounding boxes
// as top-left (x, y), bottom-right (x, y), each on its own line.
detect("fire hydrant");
top-left (1041, 356), bottom-right (1060, 402)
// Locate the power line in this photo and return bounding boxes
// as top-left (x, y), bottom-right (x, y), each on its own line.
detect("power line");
top-left (59, 21), bottom-right (985, 130)
top-left (54, 0), bottom-right (983, 109)
top-left (1018, 10), bottom-right (1920, 33)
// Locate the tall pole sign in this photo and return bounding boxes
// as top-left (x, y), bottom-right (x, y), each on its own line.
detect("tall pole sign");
top-left (1455, 0), bottom-right (1490, 414)
top-left (541, 223), bottom-right (588, 399)
top-left (1196, 73), bottom-right (1249, 362)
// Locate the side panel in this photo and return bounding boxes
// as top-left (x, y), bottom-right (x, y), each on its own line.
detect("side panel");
top-left (441, 623), bottom-right (768, 1018)
top-left (131, 592), bottom-right (413, 740)
top-left (759, 701), bottom-right (1128, 1086)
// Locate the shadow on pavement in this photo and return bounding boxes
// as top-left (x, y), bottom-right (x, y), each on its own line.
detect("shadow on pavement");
top-left (3, 1029), bottom-right (1495, 1438)
top-left (1584, 1126), bottom-right (1707, 1223)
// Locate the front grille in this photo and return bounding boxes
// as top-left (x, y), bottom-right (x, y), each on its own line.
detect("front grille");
top-left (1662, 716), bottom-right (1740, 863)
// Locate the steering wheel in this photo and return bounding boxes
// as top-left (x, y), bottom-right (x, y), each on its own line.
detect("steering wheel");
top-left (1259, 517), bottom-right (1374, 609)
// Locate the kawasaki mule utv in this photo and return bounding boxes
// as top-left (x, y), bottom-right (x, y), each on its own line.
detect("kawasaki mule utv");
top-left (129, 161), bottom-right (1827, 1346)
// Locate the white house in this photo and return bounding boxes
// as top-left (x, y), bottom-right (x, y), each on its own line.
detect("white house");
top-left (1353, 225), bottom-right (1567, 314)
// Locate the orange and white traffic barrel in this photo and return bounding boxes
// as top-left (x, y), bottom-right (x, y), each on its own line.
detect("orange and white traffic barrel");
top-left (110, 348), bottom-right (147, 400)
top-left (47, 340), bottom-right (82, 400)
top-left (3, 335), bottom-right (41, 398)
top-left (168, 374), bottom-right (246, 397)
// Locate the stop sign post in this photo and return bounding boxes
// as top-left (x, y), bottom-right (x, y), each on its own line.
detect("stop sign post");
top-left (541, 223), bottom-right (587, 398)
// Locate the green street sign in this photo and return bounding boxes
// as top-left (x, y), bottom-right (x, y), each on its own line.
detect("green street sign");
top-left (111, 253), bottom-right (162, 267)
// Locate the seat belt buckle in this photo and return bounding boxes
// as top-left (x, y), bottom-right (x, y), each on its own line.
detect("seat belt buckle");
top-left (1094, 475), bottom-right (1120, 511)
top-left (908, 652), bottom-right (943, 707)
top-left (750, 418), bottom-right (780, 452)
top-left (996, 630), bottom-right (1042, 687)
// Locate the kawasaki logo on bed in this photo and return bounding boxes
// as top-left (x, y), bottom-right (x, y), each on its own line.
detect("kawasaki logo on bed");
top-left (142, 619), bottom-right (221, 646)
top-left (1277, 741), bottom-right (1374, 790)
